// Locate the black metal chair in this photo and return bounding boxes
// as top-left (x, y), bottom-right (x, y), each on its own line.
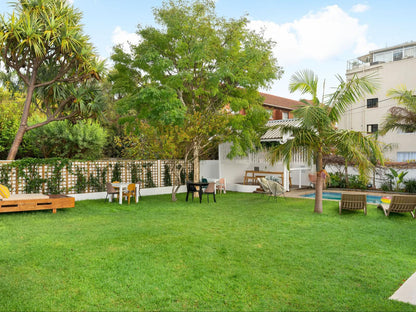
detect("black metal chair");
top-left (186, 181), bottom-right (197, 202)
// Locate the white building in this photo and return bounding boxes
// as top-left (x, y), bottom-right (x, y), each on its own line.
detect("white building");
top-left (339, 41), bottom-right (416, 162)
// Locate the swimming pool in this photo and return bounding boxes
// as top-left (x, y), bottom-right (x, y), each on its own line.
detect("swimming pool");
top-left (302, 192), bottom-right (383, 204)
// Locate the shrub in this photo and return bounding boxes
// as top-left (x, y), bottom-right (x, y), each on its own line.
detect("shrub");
top-left (348, 174), bottom-right (367, 190)
top-left (328, 172), bottom-right (346, 188)
top-left (24, 119), bottom-right (107, 159)
top-left (380, 181), bottom-right (393, 192)
top-left (404, 179), bottom-right (416, 193)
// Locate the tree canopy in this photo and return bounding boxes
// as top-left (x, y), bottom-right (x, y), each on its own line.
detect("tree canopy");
top-left (0, 0), bottom-right (103, 160)
top-left (110, 0), bottom-right (282, 185)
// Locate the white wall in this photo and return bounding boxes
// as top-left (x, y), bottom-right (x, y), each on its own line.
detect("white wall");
top-left (200, 160), bottom-right (219, 180)
top-left (217, 142), bottom-right (311, 188)
top-left (341, 57), bottom-right (416, 161)
top-left (326, 165), bottom-right (416, 189)
top-left (71, 185), bottom-right (187, 201)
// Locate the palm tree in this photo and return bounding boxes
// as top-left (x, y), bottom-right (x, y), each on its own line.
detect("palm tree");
top-left (380, 87), bottom-right (416, 135)
top-left (269, 70), bottom-right (384, 213)
top-left (0, 0), bottom-right (101, 160)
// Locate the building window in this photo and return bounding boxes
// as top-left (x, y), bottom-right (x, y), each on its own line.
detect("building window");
top-left (367, 124), bottom-right (378, 133)
top-left (367, 98), bottom-right (378, 108)
top-left (393, 50), bottom-right (403, 61)
top-left (397, 152), bottom-right (416, 162)
top-left (282, 112), bottom-right (289, 120)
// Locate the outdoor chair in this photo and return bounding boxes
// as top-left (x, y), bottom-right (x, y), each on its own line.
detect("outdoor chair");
top-left (186, 181), bottom-right (198, 202)
top-left (105, 182), bottom-right (118, 202)
top-left (216, 178), bottom-right (226, 194)
top-left (201, 178), bottom-right (208, 190)
top-left (123, 183), bottom-right (136, 205)
top-left (203, 182), bottom-right (216, 203)
top-left (339, 193), bottom-right (367, 215)
top-left (268, 180), bottom-right (285, 200)
top-left (377, 195), bottom-right (416, 218)
top-left (258, 177), bottom-right (272, 196)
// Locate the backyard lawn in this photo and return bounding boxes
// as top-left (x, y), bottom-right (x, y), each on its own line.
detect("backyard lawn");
top-left (0, 192), bottom-right (415, 311)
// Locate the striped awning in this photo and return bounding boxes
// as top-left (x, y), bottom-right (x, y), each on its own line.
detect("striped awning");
top-left (261, 119), bottom-right (300, 142)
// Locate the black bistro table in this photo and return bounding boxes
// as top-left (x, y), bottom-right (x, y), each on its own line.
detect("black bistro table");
top-left (186, 181), bottom-right (209, 203)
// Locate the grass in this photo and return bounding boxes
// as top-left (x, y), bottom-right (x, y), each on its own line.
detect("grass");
top-left (0, 192), bottom-right (415, 311)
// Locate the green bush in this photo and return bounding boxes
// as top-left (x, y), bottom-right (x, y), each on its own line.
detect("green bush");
top-left (404, 179), bottom-right (416, 193)
top-left (348, 174), bottom-right (367, 190)
top-left (24, 119), bottom-right (107, 159)
top-left (328, 172), bottom-right (346, 188)
top-left (380, 181), bottom-right (393, 192)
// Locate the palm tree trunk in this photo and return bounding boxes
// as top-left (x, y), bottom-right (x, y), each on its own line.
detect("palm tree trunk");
top-left (314, 152), bottom-right (324, 214)
top-left (7, 82), bottom-right (36, 160)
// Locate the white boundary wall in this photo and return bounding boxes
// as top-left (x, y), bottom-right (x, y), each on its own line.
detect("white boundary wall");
top-left (71, 185), bottom-right (188, 201)
top-left (199, 143), bottom-right (311, 191)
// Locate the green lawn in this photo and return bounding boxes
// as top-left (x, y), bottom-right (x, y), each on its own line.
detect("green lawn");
top-left (0, 192), bottom-right (415, 311)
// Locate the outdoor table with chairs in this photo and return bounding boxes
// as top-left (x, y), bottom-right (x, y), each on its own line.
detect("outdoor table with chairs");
top-left (106, 182), bottom-right (140, 204)
top-left (186, 181), bottom-right (217, 203)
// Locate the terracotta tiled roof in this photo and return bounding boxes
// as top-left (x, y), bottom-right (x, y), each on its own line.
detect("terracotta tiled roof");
top-left (260, 92), bottom-right (303, 110)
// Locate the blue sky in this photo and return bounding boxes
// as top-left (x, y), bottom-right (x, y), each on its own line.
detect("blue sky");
top-left (1, 0), bottom-right (415, 100)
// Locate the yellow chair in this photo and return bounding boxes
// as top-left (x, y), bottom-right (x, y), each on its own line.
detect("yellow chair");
top-left (123, 183), bottom-right (136, 204)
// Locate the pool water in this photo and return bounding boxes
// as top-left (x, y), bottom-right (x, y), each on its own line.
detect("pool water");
top-left (302, 192), bottom-right (383, 204)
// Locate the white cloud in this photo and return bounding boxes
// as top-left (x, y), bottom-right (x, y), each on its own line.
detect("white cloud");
top-left (351, 4), bottom-right (370, 13)
top-left (111, 26), bottom-right (141, 54)
top-left (249, 5), bottom-right (377, 66)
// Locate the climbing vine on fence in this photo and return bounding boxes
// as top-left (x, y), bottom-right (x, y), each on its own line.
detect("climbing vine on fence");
top-left (111, 162), bottom-right (123, 182)
top-left (0, 159), bottom-right (192, 194)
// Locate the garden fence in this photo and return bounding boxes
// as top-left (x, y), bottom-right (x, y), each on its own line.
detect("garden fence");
top-left (0, 159), bottom-right (193, 195)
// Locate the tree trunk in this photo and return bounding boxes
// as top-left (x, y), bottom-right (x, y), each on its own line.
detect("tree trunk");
top-left (170, 159), bottom-right (182, 202)
top-left (193, 141), bottom-right (200, 197)
top-left (7, 83), bottom-right (36, 160)
top-left (193, 141), bottom-right (200, 182)
top-left (314, 152), bottom-right (323, 214)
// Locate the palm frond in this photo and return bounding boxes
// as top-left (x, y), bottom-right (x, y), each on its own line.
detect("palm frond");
top-left (327, 73), bottom-right (378, 122)
top-left (289, 69), bottom-right (319, 102)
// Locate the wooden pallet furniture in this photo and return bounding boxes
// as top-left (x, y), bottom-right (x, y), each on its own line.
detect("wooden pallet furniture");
top-left (0, 194), bottom-right (75, 214)
top-left (243, 170), bottom-right (284, 185)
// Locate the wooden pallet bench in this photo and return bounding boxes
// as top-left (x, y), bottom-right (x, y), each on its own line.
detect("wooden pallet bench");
top-left (0, 194), bottom-right (75, 214)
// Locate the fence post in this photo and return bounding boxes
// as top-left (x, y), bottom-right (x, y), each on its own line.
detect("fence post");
top-left (158, 160), bottom-right (161, 187)
top-left (15, 167), bottom-right (19, 194)
top-left (42, 164), bottom-right (45, 193)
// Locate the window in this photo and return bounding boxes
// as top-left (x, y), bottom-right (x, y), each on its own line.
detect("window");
top-left (393, 50), bottom-right (403, 61)
top-left (367, 98), bottom-right (378, 108)
top-left (282, 112), bottom-right (289, 120)
top-left (367, 124), bottom-right (378, 133)
top-left (397, 152), bottom-right (416, 162)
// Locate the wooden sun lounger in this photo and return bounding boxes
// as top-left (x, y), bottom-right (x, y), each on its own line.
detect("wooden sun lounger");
top-left (339, 193), bottom-right (367, 215)
top-left (0, 194), bottom-right (75, 214)
top-left (377, 195), bottom-right (416, 218)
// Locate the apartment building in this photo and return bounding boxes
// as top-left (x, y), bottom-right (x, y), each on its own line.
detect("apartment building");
top-left (339, 41), bottom-right (416, 161)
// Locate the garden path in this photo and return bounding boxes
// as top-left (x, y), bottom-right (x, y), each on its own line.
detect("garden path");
top-left (389, 271), bottom-right (416, 306)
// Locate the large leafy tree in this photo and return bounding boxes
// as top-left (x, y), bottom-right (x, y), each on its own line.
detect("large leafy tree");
top-left (269, 70), bottom-right (384, 213)
top-left (380, 87), bottom-right (416, 135)
top-left (0, 0), bottom-right (102, 160)
top-left (110, 0), bottom-right (281, 182)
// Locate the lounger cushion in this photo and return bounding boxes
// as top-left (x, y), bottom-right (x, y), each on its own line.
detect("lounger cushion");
top-left (1, 194), bottom-right (49, 201)
top-left (0, 184), bottom-right (10, 199)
